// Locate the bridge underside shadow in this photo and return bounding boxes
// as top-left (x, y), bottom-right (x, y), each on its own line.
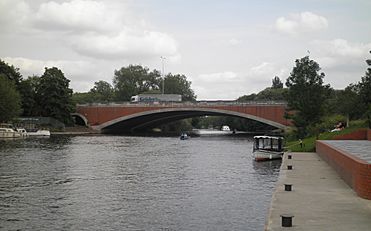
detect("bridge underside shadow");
top-left (96, 108), bottom-right (287, 134)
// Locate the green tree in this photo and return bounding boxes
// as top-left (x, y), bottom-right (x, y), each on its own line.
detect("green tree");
top-left (285, 56), bottom-right (330, 137)
top-left (164, 74), bottom-right (196, 101)
top-left (36, 67), bottom-right (75, 125)
top-left (0, 59), bottom-right (23, 85)
top-left (359, 51), bottom-right (371, 127)
top-left (0, 76), bottom-right (21, 122)
top-left (113, 65), bottom-right (160, 101)
top-left (89, 80), bottom-right (114, 102)
top-left (18, 76), bottom-right (40, 116)
top-left (272, 76), bottom-right (283, 89)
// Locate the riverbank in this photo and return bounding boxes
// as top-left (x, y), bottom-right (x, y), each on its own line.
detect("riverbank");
top-left (265, 152), bottom-right (371, 230)
top-left (51, 126), bottom-right (99, 135)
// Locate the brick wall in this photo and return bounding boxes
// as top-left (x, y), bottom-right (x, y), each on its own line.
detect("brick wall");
top-left (368, 129), bottom-right (371, 141)
top-left (316, 141), bottom-right (371, 200)
top-left (334, 129), bottom-right (367, 140)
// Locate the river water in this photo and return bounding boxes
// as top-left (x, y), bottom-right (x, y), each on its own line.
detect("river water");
top-left (0, 135), bottom-right (281, 231)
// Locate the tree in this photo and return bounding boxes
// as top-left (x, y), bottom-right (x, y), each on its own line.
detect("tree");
top-left (89, 80), bottom-right (114, 102)
top-left (0, 76), bottom-right (21, 122)
top-left (36, 67), bottom-right (75, 125)
top-left (113, 65), bottom-right (160, 101)
top-left (164, 74), bottom-right (196, 101)
top-left (0, 59), bottom-right (23, 85)
top-left (285, 56), bottom-right (330, 137)
top-left (272, 76), bottom-right (283, 89)
top-left (18, 76), bottom-right (40, 116)
top-left (359, 51), bottom-right (371, 127)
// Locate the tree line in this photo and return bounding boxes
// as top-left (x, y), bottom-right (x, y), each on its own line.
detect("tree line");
top-left (0, 52), bottom-right (370, 137)
top-left (72, 65), bottom-right (196, 104)
top-left (0, 62), bottom-right (196, 126)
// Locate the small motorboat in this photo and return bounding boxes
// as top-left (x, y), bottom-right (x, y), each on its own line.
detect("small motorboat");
top-left (253, 135), bottom-right (284, 161)
top-left (180, 133), bottom-right (189, 140)
top-left (27, 129), bottom-right (51, 137)
top-left (16, 128), bottom-right (28, 137)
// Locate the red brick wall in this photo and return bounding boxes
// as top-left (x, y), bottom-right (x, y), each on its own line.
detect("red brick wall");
top-left (368, 129), bottom-right (371, 141)
top-left (334, 129), bottom-right (367, 140)
top-left (316, 141), bottom-right (371, 200)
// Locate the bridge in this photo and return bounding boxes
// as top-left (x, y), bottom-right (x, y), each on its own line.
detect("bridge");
top-left (74, 101), bottom-right (291, 133)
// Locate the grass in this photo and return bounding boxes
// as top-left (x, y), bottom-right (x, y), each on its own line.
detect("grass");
top-left (285, 120), bottom-right (369, 152)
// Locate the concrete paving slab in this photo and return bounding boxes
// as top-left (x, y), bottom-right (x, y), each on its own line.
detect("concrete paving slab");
top-left (265, 152), bottom-right (371, 231)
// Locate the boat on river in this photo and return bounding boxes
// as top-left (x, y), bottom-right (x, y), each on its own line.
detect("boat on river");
top-left (27, 129), bottom-right (51, 137)
top-left (180, 133), bottom-right (189, 140)
top-left (253, 135), bottom-right (284, 161)
top-left (0, 128), bottom-right (21, 138)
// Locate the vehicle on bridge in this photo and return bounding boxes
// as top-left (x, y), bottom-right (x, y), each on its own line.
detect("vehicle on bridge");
top-left (253, 135), bottom-right (284, 161)
top-left (131, 94), bottom-right (182, 103)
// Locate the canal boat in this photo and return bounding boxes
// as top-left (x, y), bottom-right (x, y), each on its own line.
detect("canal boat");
top-left (0, 128), bottom-right (21, 138)
top-left (253, 135), bottom-right (284, 161)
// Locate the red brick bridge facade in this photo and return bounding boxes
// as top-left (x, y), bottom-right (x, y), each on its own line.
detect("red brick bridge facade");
top-left (74, 102), bottom-right (291, 133)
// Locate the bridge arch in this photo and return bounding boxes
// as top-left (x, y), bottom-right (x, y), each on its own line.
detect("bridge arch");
top-left (71, 113), bottom-right (88, 126)
top-left (95, 107), bottom-right (288, 133)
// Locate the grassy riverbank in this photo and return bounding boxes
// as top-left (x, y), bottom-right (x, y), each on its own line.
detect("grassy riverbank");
top-left (285, 120), bottom-right (369, 152)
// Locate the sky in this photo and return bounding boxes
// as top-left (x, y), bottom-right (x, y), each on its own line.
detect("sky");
top-left (1, 0), bottom-right (370, 100)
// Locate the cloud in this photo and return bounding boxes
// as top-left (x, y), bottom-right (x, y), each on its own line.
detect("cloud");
top-left (275, 12), bottom-right (328, 35)
top-left (0, 0), bottom-right (180, 61)
top-left (34, 0), bottom-right (125, 33)
top-left (198, 71), bottom-right (238, 82)
top-left (70, 29), bottom-right (179, 60)
top-left (2, 57), bottom-right (108, 91)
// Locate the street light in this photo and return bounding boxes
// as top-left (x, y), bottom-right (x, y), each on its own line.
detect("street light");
top-left (160, 56), bottom-right (166, 94)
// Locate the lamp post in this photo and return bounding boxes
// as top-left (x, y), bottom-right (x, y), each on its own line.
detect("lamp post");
top-left (160, 56), bottom-right (166, 94)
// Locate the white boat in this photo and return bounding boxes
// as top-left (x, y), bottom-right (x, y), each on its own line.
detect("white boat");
top-left (180, 133), bottom-right (189, 140)
top-left (0, 128), bottom-right (21, 138)
top-left (16, 128), bottom-right (28, 137)
top-left (253, 135), bottom-right (284, 161)
top-left (27, 129), bottom-right (51, 137)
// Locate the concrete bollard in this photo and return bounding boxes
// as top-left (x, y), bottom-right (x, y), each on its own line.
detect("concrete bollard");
top-left (288, 154), bottom-right (292, 159)
top-left (287, 165), bottom-right (293, 170)
top-left (284, 184), bottom-right (292, 191)
top-left (281, 214), bottom-right (294, 227)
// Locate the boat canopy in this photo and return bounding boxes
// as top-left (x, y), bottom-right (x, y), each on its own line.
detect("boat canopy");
top-left (253, 136), bottom-right (284, 152)
top-left (253, 135), bottom-right (283, 140)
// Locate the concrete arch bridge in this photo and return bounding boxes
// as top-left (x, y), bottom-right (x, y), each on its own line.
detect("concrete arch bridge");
top-left (74, 101), bottom-right (291, 134)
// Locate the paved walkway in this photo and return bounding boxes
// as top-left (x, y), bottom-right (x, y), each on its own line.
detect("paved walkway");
top-left (265, 152), bottom-right (371, 231)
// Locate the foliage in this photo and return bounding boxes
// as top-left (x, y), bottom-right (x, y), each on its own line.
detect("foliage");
top-left (272, 76), bottom-right (283, 89)
top-left (0, 59), bottom-right (23, 85)
top-left (36, 67), bottom-right (75, 125)
top-left (237, 87), bottom-right (287, 102)
top-left (18, 76), bottom-right (40, 116)
top-left (89, 80), bottom-right (114, 102)
top-left (72, 92), bottom-right (96, 104)
top-left (164, 74), bottom-right (196, 101)
top-left (285, 56), bottom-right (330, 138)
top-left (285, 120), bottom-right (368, 152)
top-left (359, 51), bottom-right (371, 128)
top-left (0, 76), bottom-right (21, 122)
top-left (113, 65), bottom-right (160, 101)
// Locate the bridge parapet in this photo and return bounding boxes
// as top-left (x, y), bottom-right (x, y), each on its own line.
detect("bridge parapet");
top-left (76, 101), bottom-right (291, 132)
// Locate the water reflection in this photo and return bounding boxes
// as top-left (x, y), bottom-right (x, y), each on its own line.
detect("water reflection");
top-left (0, 135), bottom-right (280, 231)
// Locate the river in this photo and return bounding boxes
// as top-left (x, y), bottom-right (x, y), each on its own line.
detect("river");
top-left (0, 135), bottom-right (281, 231)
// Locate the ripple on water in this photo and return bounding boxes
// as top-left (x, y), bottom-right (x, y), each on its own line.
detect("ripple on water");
top-left (0, 135), bottom-right (280, 230)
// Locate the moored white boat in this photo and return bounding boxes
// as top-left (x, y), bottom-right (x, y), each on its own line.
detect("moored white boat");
top-left (253, 135), bottom-right (284, 161)
top-left (27, 129), bottom-right (51, 137)
top-left (16, 128), bottom-right (28, 137)
top-left (0, 128), bottom-right (21, 138)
